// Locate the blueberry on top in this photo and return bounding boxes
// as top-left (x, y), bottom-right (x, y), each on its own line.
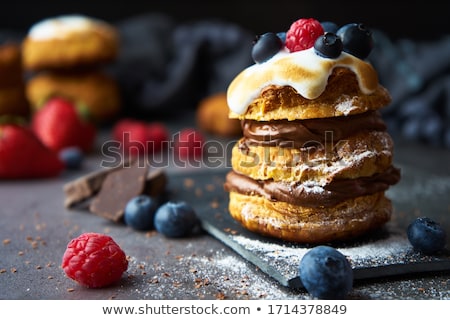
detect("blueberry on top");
top-left (299, 245), bottom-right (353, 299)
top-left (314, 32), bottom-right (343, 58)
top-left (407, 217), bottom-right (447, 254)
top-left (251, 32), bottom-right (283, 63)
top-left (320, 21), bottom-right (339, 34)
top-left (276, 32), bottom-right (286, 44)
top-left (336, 23), bottom-right (373, 59)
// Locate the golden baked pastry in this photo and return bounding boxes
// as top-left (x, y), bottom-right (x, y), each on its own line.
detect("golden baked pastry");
top-left (0, 42), bottom-right (30, 117)
top-left (223, 20), bottom-right (400, 243)
top-left (196, 92), bottom-right (242, 137)
top-left (227, 191), bottom-right (392, 243)
top-left (231, 130), bottom-right (394, 183)
top-left (22, 15), bottom-right (119, 71)
top-left (228, 66), bottom-right (391, 121)
top-left (26, 70), bottom-right (120, 122)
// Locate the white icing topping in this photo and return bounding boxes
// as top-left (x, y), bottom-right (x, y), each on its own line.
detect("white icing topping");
top-left (28, 15), bottom-right (106, 41)
top-left (227, 47), bottom-right (379, 115)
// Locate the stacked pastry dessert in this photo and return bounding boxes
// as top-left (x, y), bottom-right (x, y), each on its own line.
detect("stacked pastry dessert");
top-left (22, 14), bottom-right (121, 123)
top-left (0, 42), bottom-right (29, 118)
top-left (224, 18), bottom-right (401, 243)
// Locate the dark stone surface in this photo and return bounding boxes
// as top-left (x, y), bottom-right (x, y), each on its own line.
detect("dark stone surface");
top-left (0, 141), bottom-right (449, 300)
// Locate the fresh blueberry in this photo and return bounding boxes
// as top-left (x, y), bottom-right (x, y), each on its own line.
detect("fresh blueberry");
top-left (154, 201), bottom-right (198, 238)
top-left (407, 217), bottom-right (447, 254)
top-left (58, 146), bottom-right (84, 169)
top-left (299, 245), bottom-right (353, 299)
top-left (276, 32), bottom-right (286, 44)
top-left (251, 32), bottom-right (283, 63)
top-left (124, 195), bottom-right (158, 231)
top-left (314, 32), bottom-right (343, 58)
top-left (321, 21), bottom-right (339, 34)
top-left (336, 23), bottom-right (373, 59)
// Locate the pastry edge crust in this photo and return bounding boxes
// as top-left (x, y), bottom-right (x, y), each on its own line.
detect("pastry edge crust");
top-left (228, 191), bottom-right (391, 243)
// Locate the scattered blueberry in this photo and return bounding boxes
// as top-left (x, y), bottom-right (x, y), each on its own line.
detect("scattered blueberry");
top-left (407, 217), bottom-right (447, 254)
top-left (154, 201), bottom-right (198, 238)
top-left (58, 146), bottom-right (84, 170)
top-left (314, 32), bottom-right (343, 58)
top-left (124, 195), bottom-right (158, 231)
top-left (252, 32), bottom-right (283, 63)
top-left (321, 21), bottom-right (339, 34)
top-left (336, 23), bottom-right (373, 59)
top-left (299, 245), bottom-right (353, 299)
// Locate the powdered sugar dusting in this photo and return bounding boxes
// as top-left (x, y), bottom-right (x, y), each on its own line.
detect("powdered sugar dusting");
top-left (231, 226), bottom-right (415, 277)
top-left (124, 247), bottom-right (303, 299)
top-left (335, 99), bottom-right (358, 115)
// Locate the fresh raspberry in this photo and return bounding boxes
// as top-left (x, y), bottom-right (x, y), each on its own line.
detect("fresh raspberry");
top-left (285, 18), bottom-right (324, 52)
top-left (61, 233), bottom-right (128, 288)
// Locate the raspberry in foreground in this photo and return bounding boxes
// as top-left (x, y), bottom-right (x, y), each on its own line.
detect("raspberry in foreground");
top-left (285, 18), bottom-right (324, 52)
top-left (61, 233), bottom-right (128, 288)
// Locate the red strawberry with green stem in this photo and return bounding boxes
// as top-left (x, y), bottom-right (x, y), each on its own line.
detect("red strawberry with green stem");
top-left (0, 123), bottom-right (64, 179)
top-left (31, 97), bottom-right (97, 153)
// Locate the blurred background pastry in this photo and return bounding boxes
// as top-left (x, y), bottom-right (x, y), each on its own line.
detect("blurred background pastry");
top-left (26, 69), bottom-right (120, 122)
top-left (196, 92), bottom-right (241, 137)
top-left (0, 41), bottom-right (29, 118)
top-left (22, 14), bottom-right (121, 124)
top-left (22, 14), bottom-right (119, 71)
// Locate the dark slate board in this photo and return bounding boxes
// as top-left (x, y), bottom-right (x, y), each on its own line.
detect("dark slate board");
top-left (169, 163), bottom-right (450, 288)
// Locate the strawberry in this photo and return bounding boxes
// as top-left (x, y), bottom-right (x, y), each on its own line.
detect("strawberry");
top-left (112, 118), bottom-right (148, 156)
top-left (31, 97), bottom-right (97, 153)
top-left (146, 122), bottom-right (169, 153)
top-left (173, 128), bottom-right (204, 160)
top-left (112, 119), bottom-right (169, 156)
top-left (0, 123), bottom-right (64, 179)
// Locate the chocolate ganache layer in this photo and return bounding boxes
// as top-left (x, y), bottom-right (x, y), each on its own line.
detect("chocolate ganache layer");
top-left (224, 166), bottom-right (401, 208)
top-left (241, 110), bottom-right (386, 148)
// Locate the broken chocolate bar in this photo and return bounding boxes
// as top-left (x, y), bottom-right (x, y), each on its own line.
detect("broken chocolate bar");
top-left (64, 156), bottom-right (168, 220)
top-left (63, 158), bottom-right (135, 208)
top-left (88, 161), bottom-right (167, 222)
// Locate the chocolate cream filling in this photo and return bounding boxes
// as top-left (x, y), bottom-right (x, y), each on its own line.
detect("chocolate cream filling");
top-left (224, 166), bottom-right (401, 208)
top-left (241, 110), bottom-right (386, 148)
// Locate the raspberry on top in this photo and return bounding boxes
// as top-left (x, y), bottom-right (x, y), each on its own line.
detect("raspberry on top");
top-left (226, 18), bottom-right (378, 116)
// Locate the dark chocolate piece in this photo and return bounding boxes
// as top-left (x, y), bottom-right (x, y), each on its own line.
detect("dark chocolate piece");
top-left (89, 161), bottom-right (149, 222)
top-left (63, 158), bottom-right (135, 208)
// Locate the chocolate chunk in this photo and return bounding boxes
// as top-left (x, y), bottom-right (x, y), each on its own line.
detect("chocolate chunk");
top-left (89, 161), bottom-right (149, 222)
top-left (144, 169), bottom-right (168, 198)
top-left (63, 158), bottom-right (135, 208)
